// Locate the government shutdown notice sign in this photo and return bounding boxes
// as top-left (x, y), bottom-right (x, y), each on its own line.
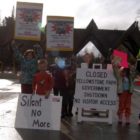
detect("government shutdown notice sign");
top-left (74, 65), bottom-right (117, 110)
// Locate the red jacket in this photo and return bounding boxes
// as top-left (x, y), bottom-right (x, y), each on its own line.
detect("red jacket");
top-left (33, 71), bottom-right (54, 95)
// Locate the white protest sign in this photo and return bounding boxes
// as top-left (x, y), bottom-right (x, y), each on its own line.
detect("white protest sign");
top-left (74, 65), bottom-right (117, 110)
top-left (47, 16), bottom-right (74, 51)
top-left (15, 94), bottom-right (62, 131)
top-left (15, 2), bottom-right (43, 41)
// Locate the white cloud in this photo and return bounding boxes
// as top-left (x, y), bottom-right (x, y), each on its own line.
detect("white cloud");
top-left (0, 0), bottom-right (140, 29)
top-left (74, 0), bottom-right (140, 29)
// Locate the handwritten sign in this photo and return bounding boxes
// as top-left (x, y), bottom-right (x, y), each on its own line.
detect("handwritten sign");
top-left (15, 94), bottom-right (62, 130)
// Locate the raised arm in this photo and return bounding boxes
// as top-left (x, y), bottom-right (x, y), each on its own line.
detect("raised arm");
top-left (33, 44), bottom-right (44, 59)
top-left (11, 40), bottom-right (24, 62)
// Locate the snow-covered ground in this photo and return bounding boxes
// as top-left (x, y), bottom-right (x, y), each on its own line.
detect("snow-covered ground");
top-left (0, 79), bottom-right (20, 93)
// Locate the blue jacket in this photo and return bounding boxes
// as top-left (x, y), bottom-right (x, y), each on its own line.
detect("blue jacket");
top-left (13, 45), bottom-right (43, 84)
top-left (122, 77), bottom-right (130, 91)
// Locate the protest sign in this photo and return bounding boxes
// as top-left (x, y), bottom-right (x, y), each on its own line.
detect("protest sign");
top-left (15, 2), bottom-right (43, 41)
top-left (74, 65), bottom-right (117, 110)
top-left (113, 50), bottom-right (128, 68)
top-left (15, 94), bottom-right (62, 130)
top-left (47, 16), bottom-right (74, 51)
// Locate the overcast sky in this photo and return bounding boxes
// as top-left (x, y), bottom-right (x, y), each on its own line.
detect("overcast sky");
top-left (0, 0), bottom-right (140, 29)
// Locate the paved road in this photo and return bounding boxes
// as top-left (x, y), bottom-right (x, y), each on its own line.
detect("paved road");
top-left (0, 79), bottom-right (140, 140)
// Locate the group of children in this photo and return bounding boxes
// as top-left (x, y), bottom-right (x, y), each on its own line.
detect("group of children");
top-left (12, 40), bottom-right (53, 97)
top-left (12, 41), bottom-right (76, 118)
top-left (12, 40), bottom-right (140, 124)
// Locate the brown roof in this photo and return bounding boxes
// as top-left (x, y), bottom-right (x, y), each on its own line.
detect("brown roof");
top-left (114, 21), bottom-right (140, 57)
top-left (74, 20), bottom-right (140, 58)
top-left (74, 19), bottom-right (124, 58)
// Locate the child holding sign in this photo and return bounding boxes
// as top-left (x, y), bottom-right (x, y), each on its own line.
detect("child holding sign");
top-left (32, 59), bottom-right (54, 97)
top-left (112, 50), bottom-right (133, 125)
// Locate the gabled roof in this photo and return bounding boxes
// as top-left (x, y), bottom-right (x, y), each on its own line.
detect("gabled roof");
top-left (74, 19), bottom-right (140, 59)
top-left (93, 29), bottom-right (124, 57)
top-left (114, 21), bottom-right (140, 57)
top-left (74, 19), bottom-right (98, 54)
top-left (74, 19), bottom-right (125, 58)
